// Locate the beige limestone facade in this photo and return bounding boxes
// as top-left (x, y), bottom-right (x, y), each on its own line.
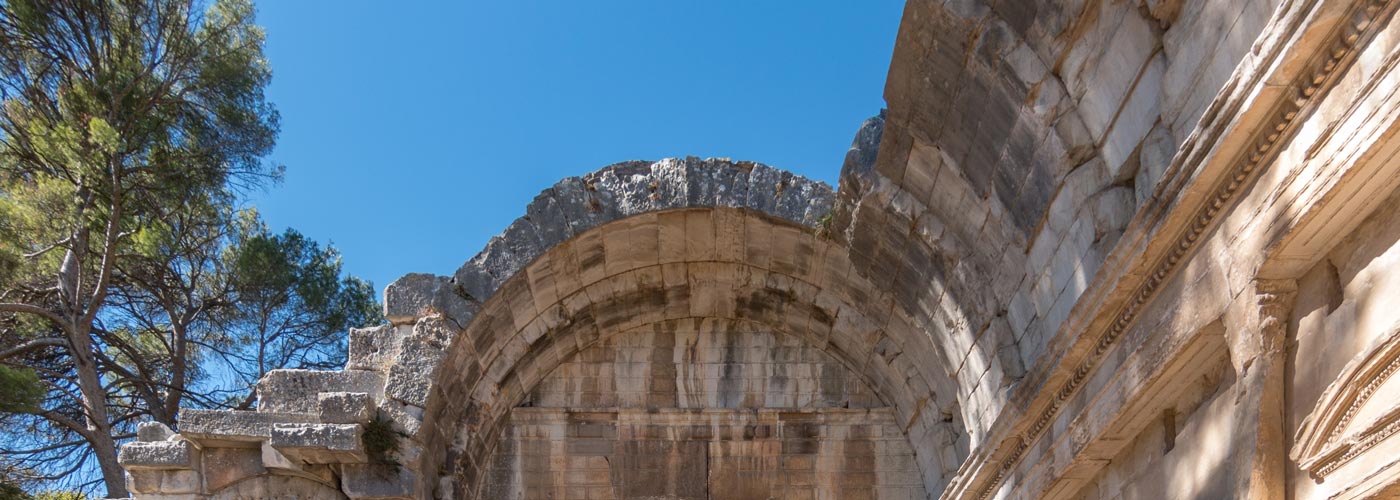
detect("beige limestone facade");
top-left (117, 0), bottom-right (1400, 498)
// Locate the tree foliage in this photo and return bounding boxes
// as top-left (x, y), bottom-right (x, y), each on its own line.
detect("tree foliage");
top-left (0, 0), bottom-right (381, 496)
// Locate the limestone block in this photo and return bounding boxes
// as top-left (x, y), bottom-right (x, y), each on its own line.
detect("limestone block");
top-left (1135, 124), bottom-right (1176, 206)
top-left (1102, 54), bottom-right (1165, 179)
top-left (377, 399), bottom-right (424, 437)
top-left (179, 408), bottom-right (318, 444)
top-left (159, 470), bottom-right (200, 494)
top-left (340, 463), bottom-right (418, 500)
top-left (204, 473), bottom-right (347, 500)
top-left (125, 470), bottom-right (162, 494)
top-left (347, 324), bottom-right (405, 372)
top-left (118, 440), bottom-right (195, 470)
top-left (319, 392), bottom-right (374, 424)
top-left (383, 336), bottom-right (444, 408)
top-left (261, 441), bottom-right (299, 471)
top-left (383, 273), bottom-right (439, 322)
top-left (1091, 186), bottom-right (1136, 236)
top-left (137, 421), bottom-right (175, 442)
top-left (256, 369), bottom-right (384, 414)
top-left (270, 423), bottom-right (367, 464)
top-left (199, 447), bottom-right (266, 493)
top-left (382, 273), bottom-right (477, 328)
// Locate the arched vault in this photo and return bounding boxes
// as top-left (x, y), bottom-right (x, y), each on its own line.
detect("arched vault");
top-left (367, 158), bottom-right (985, 497)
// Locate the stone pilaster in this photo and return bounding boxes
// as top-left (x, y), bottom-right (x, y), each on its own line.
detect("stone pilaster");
top-left (1229, 278), bottom-right (1298, 500)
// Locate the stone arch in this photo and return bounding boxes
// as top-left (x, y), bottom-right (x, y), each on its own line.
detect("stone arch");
top-left (421, 207), bottom-right (970, 499)
top-left (351, 158), bottom-right (1012, 498)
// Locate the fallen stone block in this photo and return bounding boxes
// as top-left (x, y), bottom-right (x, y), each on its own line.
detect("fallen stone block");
top-left (270, 423), bottom-right (366, 464)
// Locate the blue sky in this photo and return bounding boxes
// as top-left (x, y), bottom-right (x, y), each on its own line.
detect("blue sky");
top-left (248, 1), bottom-right (905, 294)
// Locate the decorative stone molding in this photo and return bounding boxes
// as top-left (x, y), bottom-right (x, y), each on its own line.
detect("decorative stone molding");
top-left (1292, 326), bottom-right (1400, 478)
top-left (962, 0), bottom-right (1398, 498)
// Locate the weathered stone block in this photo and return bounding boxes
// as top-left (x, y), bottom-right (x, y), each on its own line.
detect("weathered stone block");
top-left (383, 339), bottom-right (443, 408)
top-left (383, 273), bottom-right (439, 323)
top-left (204, 473), bottom-right (346, 500)
top-left (270, 423), bottom-right (367, 464)
top-left (383, 273), bottom-right (478, 328)
top-left (137, 421), bottom-right (175, 442)
top-left (200, 447), bottom-right (265, 493)
top-left (377, 399), bottom-right (424, 437)
top-left (159, 470), bottom-right (200, 494)
top-left (341, 463), bottom-right (418, 500)
top-left (125, 470), bottom-right (163, 494)
top-left (347, 324), bottom-right (404, 372)
top-left (118, 440), bottom-right (195, 470)
top-left (319, 392), bottom-right (374, 424)
top-left (260, 441), bottom-right (298, 471)
top-left (256, 369), bottom-right (384, 414)
top-left (179, 409), bottom-right (318, 444)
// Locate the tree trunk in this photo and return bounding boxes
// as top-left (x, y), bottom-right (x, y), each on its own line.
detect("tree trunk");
top-left (70, 323), bottom-right (129, 498)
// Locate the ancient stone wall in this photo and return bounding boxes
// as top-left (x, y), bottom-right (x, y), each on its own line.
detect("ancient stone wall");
top-left (522, 323), bottom-right (885, 410)
top-left (1288, 182), bottom-right (1400, 499)
top-left (475, 323), bottom-right (923, 499)
top-left (481, 408), bottom-right (923, 500)
top-left (116, 0), bottom-right (1400, 499)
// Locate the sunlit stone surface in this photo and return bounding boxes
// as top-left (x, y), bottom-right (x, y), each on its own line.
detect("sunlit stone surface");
top-left (121, 1), bottom-right (1400, 498)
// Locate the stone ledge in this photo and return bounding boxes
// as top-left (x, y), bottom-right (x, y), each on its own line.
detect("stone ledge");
top-left (118, 440), bottom-right (195, 470)
top-left (179, 409), bottom-right (318, 445)
top-left (256, 369), bottom-right (385, 414)
top-left (319, 392), bottom-right (374, 424)
top-left (271, 423), bottom-right (366, 464)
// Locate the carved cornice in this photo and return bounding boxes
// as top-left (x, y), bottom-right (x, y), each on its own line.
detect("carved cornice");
top-left (966, 0), bottom-right (1396, 498)
top-left (1293, 326), bottom-right (1400, 478)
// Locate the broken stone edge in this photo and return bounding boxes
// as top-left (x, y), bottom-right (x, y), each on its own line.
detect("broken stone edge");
top-left (383, 157), bottom-right (836, 328)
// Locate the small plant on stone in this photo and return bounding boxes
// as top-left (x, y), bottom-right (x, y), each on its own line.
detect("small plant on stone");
top-left (816, 212), bottom-right (835, 240)
top-left (362, 414), bottom-right (401, 469)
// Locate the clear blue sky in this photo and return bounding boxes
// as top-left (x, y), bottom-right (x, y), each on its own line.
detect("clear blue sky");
top-left (248, 1), bottom-right (905, 295)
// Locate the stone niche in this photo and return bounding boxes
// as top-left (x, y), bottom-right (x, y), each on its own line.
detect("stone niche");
top-left (478, 323), bottom-right (927, 500)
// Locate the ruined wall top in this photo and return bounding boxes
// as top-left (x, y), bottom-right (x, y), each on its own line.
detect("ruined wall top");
top-left (383, 157), bottom-right (836, 328)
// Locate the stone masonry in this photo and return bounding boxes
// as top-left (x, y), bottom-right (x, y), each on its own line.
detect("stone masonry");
top-left (121, 0), bottom-right (1400, 499)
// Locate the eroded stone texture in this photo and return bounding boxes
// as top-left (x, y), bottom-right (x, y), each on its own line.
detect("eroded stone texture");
top-left (207, 474), bottom-right (346, 500)
top-left (256, 370), bottom-right (385, 414)
top-left (480, 409), bottom-right (923, 500)
top-left (523, 328), bottom-right (884, 410)
top-left (120, 0), bottom-right (1400, 499)
top-left (119, 441), bottom-right (196, 470)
